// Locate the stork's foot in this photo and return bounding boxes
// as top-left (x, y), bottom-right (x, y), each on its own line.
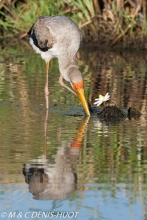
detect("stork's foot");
top-left (59, 75), bottom-right (77, 96)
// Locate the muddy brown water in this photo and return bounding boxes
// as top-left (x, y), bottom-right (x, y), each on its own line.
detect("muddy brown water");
top-left (0, 45), bottom-right (147, 220)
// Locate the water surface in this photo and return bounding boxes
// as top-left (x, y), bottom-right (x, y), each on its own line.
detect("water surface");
top-left (0, 43), bottom-right (147, 220)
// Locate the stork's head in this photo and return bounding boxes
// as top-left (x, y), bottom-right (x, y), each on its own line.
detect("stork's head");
top-left (68, 66), bottom-right (90, 116)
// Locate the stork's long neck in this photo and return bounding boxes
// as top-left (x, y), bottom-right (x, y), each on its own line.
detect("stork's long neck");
top-left (58, 53), bottom-right (78, 82)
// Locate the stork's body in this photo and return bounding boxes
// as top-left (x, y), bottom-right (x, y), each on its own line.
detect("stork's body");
top-left (28, 16), bottom-right (90, 115)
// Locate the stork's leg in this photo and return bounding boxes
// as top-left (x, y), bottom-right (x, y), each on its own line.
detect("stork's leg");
top-left (59, 75), bottom-right (77, 96)
top-left (45, 61), bottom-right (50, 109)
top-left (43, 109), bottom-right (48, 159)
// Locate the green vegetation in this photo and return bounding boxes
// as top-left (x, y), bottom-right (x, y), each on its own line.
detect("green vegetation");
top-left (0, 0), bottom-right (147, 47)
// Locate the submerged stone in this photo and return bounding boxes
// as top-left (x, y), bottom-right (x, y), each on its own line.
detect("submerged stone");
top-left (97, 105), bottom-right (127, 121)
top-left (128, 107), bottom-right (141, 120)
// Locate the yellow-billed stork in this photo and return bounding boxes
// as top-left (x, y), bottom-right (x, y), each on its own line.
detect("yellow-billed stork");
top-left (28, 15), bottom-right (90, 115)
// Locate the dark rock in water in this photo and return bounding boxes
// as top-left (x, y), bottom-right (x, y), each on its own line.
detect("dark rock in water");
top-left (88, 102), bottom-right (100, 114)
top-left (97, 105), bottom-right (127, 121)
top-left (128, 107), bottom-right (141, 120)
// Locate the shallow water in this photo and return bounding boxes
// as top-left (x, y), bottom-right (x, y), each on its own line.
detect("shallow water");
top-left (0, 43), bottom-right (147, 220)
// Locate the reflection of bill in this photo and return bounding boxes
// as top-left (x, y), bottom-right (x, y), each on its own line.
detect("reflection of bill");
top-left (23, 115), bottom-right (89, 200)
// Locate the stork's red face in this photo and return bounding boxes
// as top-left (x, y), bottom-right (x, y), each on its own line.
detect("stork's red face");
top-left (72, 80), bottom-right (90, 116)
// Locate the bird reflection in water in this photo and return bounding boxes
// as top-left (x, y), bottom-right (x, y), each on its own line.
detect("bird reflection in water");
top-left (23, 111), bottom-right (89, 200)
